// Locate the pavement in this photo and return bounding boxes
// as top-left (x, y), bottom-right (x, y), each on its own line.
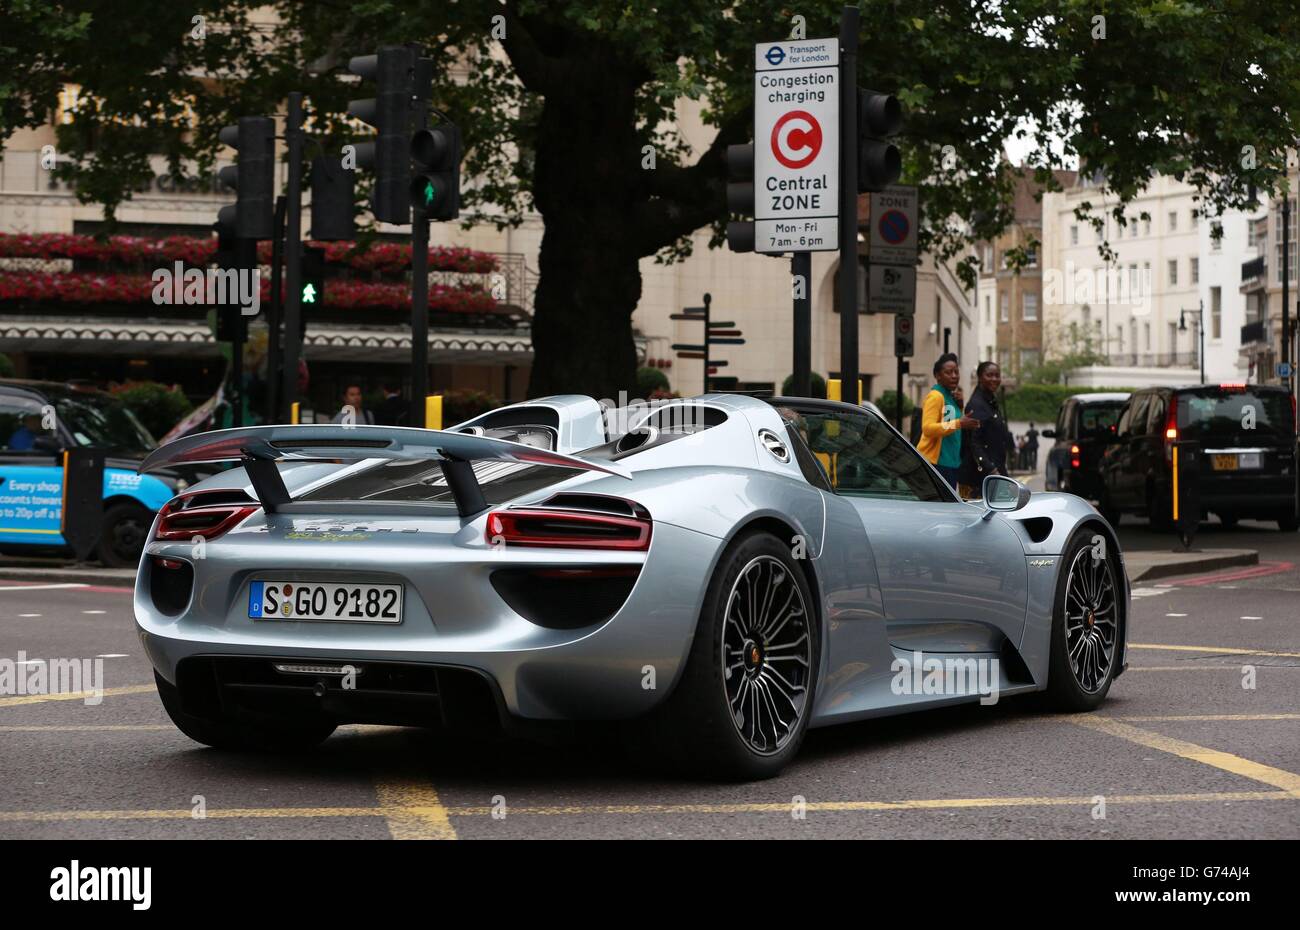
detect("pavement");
top-left (0, 514), bottom-right (1296, 840)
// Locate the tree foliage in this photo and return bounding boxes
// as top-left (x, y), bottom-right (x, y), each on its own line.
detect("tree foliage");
top-left (4, 1), bottom-right (1300, 393)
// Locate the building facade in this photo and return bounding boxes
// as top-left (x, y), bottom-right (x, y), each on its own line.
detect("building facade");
top-left (1041, 172), bottom-right (1259, 388)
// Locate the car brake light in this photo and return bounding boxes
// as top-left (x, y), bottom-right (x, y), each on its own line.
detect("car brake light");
top-left (1163, 400), bottom-right (1179, 461)
top-left (154, 500), bottom-right (260, 541)
top-left (1070, 444), bottom-right (1081, 469)
top-left (485, 508), bottom-right (652, 551)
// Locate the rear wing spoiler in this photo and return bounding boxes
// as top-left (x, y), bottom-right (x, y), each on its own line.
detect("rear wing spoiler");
top-left (138, 424), bottom-right (630, 518)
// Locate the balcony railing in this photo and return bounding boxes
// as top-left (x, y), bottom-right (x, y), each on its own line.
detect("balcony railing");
top-left (1105, 352), bottom-right (1199, 368)
top-left (1241, 319), bottom-right (1266, 345)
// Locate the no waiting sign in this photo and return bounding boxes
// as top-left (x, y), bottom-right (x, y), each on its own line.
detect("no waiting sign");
top-left (753, 38), bottom-right (840, 254)
top-left (869, 185), bottom-right (919, 264)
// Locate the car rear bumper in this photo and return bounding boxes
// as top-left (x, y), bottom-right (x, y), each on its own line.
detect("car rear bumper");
top-left (135, 520), bottom-right (721, 722)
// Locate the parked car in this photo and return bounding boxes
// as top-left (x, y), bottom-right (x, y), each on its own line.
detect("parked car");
top-left (135, 393), bottom-right (1130, 780)
top-left (1098, 383), bottom-right (1298, 531)
top-left (1043, 392), bottom-right (1130, 500)
top-left (0, 380), bottom-right (204, 566)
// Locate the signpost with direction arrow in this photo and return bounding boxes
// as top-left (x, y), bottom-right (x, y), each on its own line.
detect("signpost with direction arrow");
top-left (671, 293), bottom-right (745, 392)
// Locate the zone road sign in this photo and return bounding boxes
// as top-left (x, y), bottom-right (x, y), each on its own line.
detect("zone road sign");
top-left (753, 38), bottom-right (840, 254)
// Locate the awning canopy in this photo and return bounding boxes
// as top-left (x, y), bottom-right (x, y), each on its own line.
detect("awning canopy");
top-left (0, 315), bottom-right (534, 363)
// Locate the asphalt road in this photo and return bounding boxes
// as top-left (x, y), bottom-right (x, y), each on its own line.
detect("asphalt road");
top-left (1, 522), bottom-right (1297, 840)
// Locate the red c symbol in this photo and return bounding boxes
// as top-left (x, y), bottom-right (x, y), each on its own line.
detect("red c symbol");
top-left (771, 111), bottom-right (823, 170)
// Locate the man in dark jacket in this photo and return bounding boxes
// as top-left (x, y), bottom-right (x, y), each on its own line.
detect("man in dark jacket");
top-left (959, 361), bottom-right (1012, 498)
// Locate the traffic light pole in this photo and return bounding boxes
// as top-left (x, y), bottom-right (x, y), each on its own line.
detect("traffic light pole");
top-left (837, 5), bottom-right (860, 405)
top-left (411, 208), bottom-right (429, 428)
top-left (281, 92), bottom-right (304, 423)
top-left (267, 194), bottom-right (286, 422)
top-left (792, 252), bottom-right (811, 396)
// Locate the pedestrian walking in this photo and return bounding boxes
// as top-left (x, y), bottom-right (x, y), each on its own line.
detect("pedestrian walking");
top-left (331, 383), bottom-right (375, 425)
top-left (959, 361), bottom-right (1012, 497)
top-left (1025, 421), bottom-right (1040, 469)
top-left (916, 353), bottom-right (979, 490)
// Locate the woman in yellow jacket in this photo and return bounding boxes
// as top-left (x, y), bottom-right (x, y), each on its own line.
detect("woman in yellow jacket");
top-left (915, 353), bottom-right (978, 489)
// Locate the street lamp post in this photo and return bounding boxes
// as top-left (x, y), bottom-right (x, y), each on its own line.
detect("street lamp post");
top-left (1178, 300), bottom-right (1205, 384)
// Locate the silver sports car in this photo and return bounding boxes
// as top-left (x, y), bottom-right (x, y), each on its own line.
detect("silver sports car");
top-left (135, 393), bottom-right (1129, 779)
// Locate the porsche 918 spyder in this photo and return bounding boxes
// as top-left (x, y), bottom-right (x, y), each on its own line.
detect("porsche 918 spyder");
top-left (135, 393), bottom-right (1129, 779)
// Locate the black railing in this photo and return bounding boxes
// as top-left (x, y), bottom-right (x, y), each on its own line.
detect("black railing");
top-left (1240, 320), bottom-right (1266, 345)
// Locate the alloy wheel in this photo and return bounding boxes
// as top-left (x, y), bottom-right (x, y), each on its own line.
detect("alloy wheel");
top-left (721, 555), bottom-right (812, 755)
top-left (1063, 546), bottom-right (1118, 693)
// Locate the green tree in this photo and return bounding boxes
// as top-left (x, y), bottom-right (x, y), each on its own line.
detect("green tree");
top-left (5, 1), bottom-right (1300, 399)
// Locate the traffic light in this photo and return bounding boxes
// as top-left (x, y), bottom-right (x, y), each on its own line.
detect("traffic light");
top-left (310, 154), bottom-right (356, 241)
top-left (857, 89), bottom-right (902, 193)
top-left (299, 245), bottom-right (325, 338)
top-left (212, 211), bottom-right (255, 342)
top-left (300, 245), bottom-right (325, 308)
top-left (217, 116), bottom-right (276, 239)
top-left (409, 122), bottom-right (461, 221)
top-left (725, 143), bottom-right (755, 253)
top-left (347, 46), bottom-right (418, 225)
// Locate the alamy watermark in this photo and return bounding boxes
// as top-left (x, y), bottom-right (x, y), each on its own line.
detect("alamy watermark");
top-left (1043, 261), bottom-right (1152, 313)
top-left (890, 651), bottom-right (1000, 706)
top-left (151, 262), bottom-right (261, 316)
top-left (0, 652), bottom-right (104, 705)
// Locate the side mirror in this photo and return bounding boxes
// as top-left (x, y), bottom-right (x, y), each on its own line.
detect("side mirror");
top-left (1041, 429), bottom-right (1056, 439)
top-left (982, 474), bottom-right (1030, 520)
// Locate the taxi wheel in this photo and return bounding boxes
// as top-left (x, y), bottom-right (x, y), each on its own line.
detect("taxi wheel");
top-left (98, 502), bottom-right (152, 568)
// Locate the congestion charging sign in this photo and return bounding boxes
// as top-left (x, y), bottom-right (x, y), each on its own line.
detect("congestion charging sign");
top-left (753, 39), bottom-right (840, 254)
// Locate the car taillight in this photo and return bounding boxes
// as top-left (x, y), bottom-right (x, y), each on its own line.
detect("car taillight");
top-left (485, 508), bottom-right (652, 551)
top-left (1070, 444), bottom-right (1081, 469)
top-left (154, 500), bottom-right (260, 541)
top-left (1163, 401), bottom-right (1179, 462)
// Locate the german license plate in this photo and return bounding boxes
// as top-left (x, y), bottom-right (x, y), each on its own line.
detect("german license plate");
top-left (248, 581), bottom-right (402, 623)
top-left (1212, 454), bottom-right (1238, 471)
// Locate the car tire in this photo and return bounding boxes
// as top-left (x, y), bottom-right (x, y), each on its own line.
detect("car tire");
top-left (631, 530), bottom-right (819, 781)
top-left (1279, 514), bottom-right (1299, 532)
top-left (1218, 512), bottom-right (1239, 528)
top-left (98, 502), bottom-right (153, 568)
top-left (154, 671), bottom-right (336, 751)
top-left (1146, 487), bottom-right (1173, 532)
top-left (1043, 528), bottom-right (1122, 712)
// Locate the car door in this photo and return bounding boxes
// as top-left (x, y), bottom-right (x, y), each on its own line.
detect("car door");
top-left (1046, 399), bottom-right (1073, 491)
top-left (1113, 392), bottom-right (1152, 508)
top-left (800, 406), bottom-right (1028, 653)
top-left (0, 390), bottom-right (65, 547)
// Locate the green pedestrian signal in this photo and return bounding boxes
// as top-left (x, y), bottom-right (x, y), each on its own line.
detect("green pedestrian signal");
top-left (422, 180), bottom-right (436, 208)
top-left (302, 282), bottom-right (317, 303)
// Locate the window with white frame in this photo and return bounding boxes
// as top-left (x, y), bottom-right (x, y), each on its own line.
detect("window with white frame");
top-left (1023, 293), bottom-right (1038, 321)
top-left (1210, 221), bottom-right (1222, 251)
top-left (1168, 210), bottom-right (1177, 232)
top-left (1143, 322), bottom-right (1151, 350)
top-left (1168, 259), bottom-right (1178, 286)
top-left (1190, 257), bottom-right (1199, 284)
top-left (984, 295), bottom-right (991, 323)
top-left (1070, 225), bottom-right (1078, 245)
top-left (1000, 292), bottom-right (1009, 322)
top-left (1211, 286), bottom-right (1222, 339)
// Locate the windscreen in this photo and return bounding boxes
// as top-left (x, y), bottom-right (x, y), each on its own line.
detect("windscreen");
top-left (1177, 387), bottom-right (1294, 444)
top-left (1078, 403), bottom-right (1124, 438)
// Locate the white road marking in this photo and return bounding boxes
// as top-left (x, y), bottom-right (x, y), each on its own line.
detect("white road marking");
top-left (1131, 587), bottom-right (1173, 598)
top-left (1218, 585), bottom-right (1238, 589)
top-left (0, 583), bottom-right (88, 592)
top-left (1165, 612), bottom-right (1188, 617)
top-left (82, 610), bottom-right (106, 615)
top-left (17, 613), bottom-right (41, 618)
top-left (96, 654), bottom-right (129, 659)
top-left (1241, 616), bottom-right (1264, 620)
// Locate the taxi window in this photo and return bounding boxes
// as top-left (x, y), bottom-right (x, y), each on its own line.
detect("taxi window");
top-left (0, 395), bottom-right (54, 453)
